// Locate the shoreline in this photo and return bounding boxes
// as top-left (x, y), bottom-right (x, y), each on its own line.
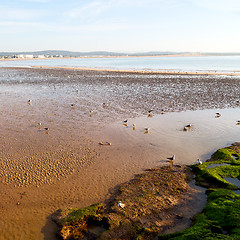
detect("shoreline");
top-left (2, 65), bottom-right (240, 76)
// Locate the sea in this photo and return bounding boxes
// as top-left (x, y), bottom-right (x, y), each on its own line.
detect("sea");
top-left (1, 55), bottom-right (240, 73)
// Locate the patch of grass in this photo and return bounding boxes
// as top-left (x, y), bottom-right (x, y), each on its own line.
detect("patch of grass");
top-left (64, 203), bottom-right (104, 223)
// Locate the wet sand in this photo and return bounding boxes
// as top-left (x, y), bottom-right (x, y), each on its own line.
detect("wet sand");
top-left (31, 65), bottom-right (240, 76)
top-left (1, 67), bottom-right (240, 239)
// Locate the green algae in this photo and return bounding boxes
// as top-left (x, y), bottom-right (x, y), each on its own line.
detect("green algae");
top-left (63, 203), bottom-right (105, 223)
top-left (158, 144), bottom-right (240, 240)
top-left (158, 189), bottom-right (240, 240)
top-left (192, 147), bottom-right (240, 189)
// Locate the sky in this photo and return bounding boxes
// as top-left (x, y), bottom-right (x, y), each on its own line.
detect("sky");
top-left (1, 0), bottom-right (240, 53)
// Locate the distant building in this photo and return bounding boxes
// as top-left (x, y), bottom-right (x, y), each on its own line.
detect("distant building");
top-left (17, 54), bottom-right (34, 59)
top-left (33, 55), bottom-right (45, 59)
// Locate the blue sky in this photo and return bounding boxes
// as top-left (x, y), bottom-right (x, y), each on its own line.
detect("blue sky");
top-left (1, 0), bottom-right (240, 52)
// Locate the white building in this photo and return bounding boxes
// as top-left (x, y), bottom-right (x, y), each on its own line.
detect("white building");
top-left (18, 54), bottom-right (34, 58)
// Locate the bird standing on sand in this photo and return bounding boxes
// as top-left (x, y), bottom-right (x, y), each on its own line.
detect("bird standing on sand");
top-left (148, 110), bottom-right (153, 114)
top-left (133, 124), bottom-right (136, 130)
top-left (185, 124), bottom-right (192, 128)
top-left (167, 155), bottom-right (175, 161)
top-left (148, 110), bottom-right (153, 117)
top-left (236, 120), bottom-right (240, 125)
top-left (28, 100), bottom-right (31, 104)
top-left (167, 155), bottom-right (175, 167)
top-left (197, 159), bottom-right (202, 164)
top-left (144, 128), bottom-right (150, 134)
top-left (215, 112), bottom-right (221, 118)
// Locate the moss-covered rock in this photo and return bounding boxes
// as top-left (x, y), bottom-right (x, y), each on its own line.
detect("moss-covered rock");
top-left (53, 203), bottom-right (109, 240)
top-left (53, 166), bottom-right (195, 240)
top-left (158, 144), bottom-right (240, 240)
top-left (191, 146), bottom-right (240, 189)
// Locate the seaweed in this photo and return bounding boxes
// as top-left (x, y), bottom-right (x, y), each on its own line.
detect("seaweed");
top-left (158, 145), bottom-right (240, 240)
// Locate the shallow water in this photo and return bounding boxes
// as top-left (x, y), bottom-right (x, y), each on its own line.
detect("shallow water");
top-left (206, 163), bottom-right (231, 169)
top-left (2, 55), bottom-right (240, 73)
top-left (223, 178), bottom-right (240, 188)
top-left (98, 108), bottom-right (240, 166)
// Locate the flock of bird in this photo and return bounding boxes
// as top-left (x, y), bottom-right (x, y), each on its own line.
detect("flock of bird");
top-left (122, 109), bottom-right (240, 167)
top-left (29, 97), bottom-right (239, 167)
top-left (28, 99), bottom-right (50, 134)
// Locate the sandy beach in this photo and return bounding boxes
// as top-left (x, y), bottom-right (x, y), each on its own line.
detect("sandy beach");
top-left (1, 67), bottom-right (240, 239)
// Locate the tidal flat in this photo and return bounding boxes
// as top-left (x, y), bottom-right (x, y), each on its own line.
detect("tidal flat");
top-left (0, 67), bottom-right (240, 239)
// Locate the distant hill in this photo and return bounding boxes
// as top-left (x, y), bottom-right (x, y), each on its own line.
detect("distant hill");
top-left (0, 50), bottom-right (240, 57)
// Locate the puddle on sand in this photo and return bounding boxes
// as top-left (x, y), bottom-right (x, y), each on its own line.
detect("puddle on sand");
top-left (206, 163), bottom-right (231, 169)
top-left (232, 154), bottom-right (239, 160)
top-left (98, 108), bottom-right (240, 167)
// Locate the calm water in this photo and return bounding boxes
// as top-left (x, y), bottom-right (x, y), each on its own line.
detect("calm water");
top-left (1, 55), bottom-right (240, 72)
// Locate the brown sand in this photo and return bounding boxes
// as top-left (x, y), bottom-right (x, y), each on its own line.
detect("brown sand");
top-left (1, 67), bottom-right (240, 239)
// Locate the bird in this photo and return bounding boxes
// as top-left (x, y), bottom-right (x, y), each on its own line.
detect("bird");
top-left (148, 109), bottom-right (153, 114)
top-left (118, 201), bottom-right (125, 208)
top-left (236, 120), bottom-right (240, 125)
top-left (185, 124), bottom-right (192, 128)
top-left (44, 127), bottom-right (49, 131)
top-left (27, 100), bottom-right (31, 104)
top-left (197, 159), bottom-right (202, 164)
top-left (144, 128), bottom-right (150, 134)
top-left (102, 103), bottom-right (106, 108)
top-left (215, 112), bottom-right (221, 118)
top-left (133, 124), bottom-right (136, 130)
top-left (71, 104), bottom-right (75, 107)
top-left (167, 155), bottom-right (175, 161)
top-left (161, 109), bottom-right (166, 114)
top-left (123, 119), bottom-right (128, 123)
top-left (98, 142), bottom-right (111, 146)
top-left (183, 126), bottom-right (188, 131)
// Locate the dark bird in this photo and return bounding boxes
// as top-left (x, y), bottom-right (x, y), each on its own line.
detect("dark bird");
top-left (144, 127), bottom-right (150, 134)
top-left (167, 155), bottom-right (175, 161)
top-left (215, 112), bottom-right (221, 118)
top-left (185, 124), bottom-right (192, 128)
top-left (44, 127), bottom-right (49, 131)
top-left (123, 119), bottom-right (128, 123)
top-left (161, 109), bottom-right (166, 114)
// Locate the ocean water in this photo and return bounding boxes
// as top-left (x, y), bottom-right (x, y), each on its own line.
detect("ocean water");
top-left (1, 55), bottom-right (240, 73)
